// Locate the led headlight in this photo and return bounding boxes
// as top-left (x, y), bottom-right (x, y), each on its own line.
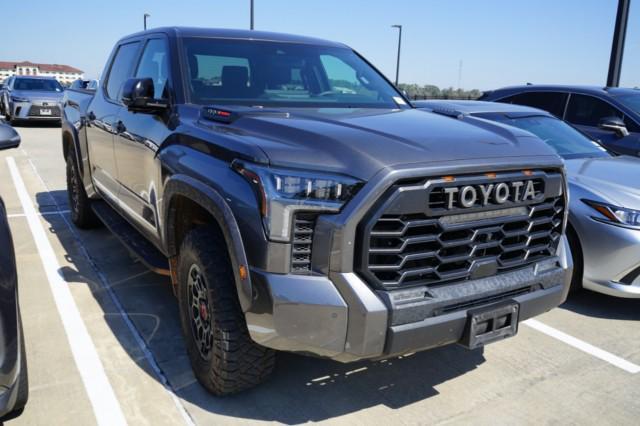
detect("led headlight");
top-left (10, 96), bottom-right (29, 103)
top-left (583, 200), bottom-right (640, 228)
top-left (233, 161), bottom-right (363, 241)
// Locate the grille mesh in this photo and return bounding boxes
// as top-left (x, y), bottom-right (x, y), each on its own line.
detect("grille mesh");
top-left (291, 214), bottom-right (316, 274)
top-left (361, 177), bottom-right (565, 290)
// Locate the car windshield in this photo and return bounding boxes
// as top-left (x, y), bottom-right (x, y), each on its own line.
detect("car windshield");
top-left (482, 114), bottom-right (610, 159)
top-left (14, 78), bottom-right (63, 92)
top-left (614, 93), bottom-right (640, 114)
top-left (182, 38), bottom-right (407, 109)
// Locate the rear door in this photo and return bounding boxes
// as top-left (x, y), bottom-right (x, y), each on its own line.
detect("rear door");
top-left (87, 40), bottom-right (141, 203)
top-left (113, 36), bottom-right (172, 243)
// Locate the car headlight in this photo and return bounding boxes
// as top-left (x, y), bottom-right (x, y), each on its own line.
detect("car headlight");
top-left (583, 199), bottom-right (640, 228)
top-left (233, 160), bottom-right (363, 241)
top-left (10, 96), bottom-right (29, 103)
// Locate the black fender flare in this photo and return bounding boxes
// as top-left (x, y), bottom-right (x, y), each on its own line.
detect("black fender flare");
top-left (163, 175), bottom-right (253, 312)
top-left (61, 120), bottom-right (83, 174)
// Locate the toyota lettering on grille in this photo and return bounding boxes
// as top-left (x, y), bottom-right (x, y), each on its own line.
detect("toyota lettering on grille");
top-left (443, 180), bottom-right (540, 209)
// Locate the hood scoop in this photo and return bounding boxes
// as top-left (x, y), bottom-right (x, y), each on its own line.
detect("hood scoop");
top-left (201, 105), bottom-right (290, 124)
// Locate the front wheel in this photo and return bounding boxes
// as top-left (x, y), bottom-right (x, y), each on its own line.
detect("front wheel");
top-left (66, 151), bottom-right (98, 228)
top-left (566, 227), bottom-right (583, 294)
top-left (177, 226), bottom-right (275, 395)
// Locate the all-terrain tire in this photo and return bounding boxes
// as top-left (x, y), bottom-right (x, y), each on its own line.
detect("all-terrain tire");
top-left (66, 151), bottom-right (99, 229)
top-left (177, 226), bottom-right (275, 395)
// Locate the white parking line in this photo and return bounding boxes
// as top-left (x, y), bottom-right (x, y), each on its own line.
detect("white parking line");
top-left (7, 210), bottom-right (71, 218)
top-left (524, 319), bottom-right (640, 374)
top-left (7, 157), bottom-right (128, 426)
top-left (25, 155), bottom-right (196, 426)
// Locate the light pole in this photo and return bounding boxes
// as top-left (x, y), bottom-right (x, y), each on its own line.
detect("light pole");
top-left (144, 13), bottom-right (150, 31)
top-left (250, 0), bottom-right (254, 30)
top-left (391, 25), bottom-right (402, 86)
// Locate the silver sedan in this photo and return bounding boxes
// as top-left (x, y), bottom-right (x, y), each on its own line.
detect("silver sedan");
top-left (1, 76), bottom-right (64, 124)
top-left (417, 100), bottom-right (640, 298)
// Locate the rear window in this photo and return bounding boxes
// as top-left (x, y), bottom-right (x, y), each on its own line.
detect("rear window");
top-left (498, 92), bottom-right (568, 118)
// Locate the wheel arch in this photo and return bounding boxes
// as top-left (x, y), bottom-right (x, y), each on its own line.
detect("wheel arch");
top-left (164, 174), bottom-right (253, 312)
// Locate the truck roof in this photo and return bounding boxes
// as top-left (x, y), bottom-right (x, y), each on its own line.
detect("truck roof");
top-left (120, 26), bottom-right (346, 48)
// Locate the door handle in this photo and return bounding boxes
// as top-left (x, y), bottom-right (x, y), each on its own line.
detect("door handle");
top-left (116, 121), bottom-right (126, 133)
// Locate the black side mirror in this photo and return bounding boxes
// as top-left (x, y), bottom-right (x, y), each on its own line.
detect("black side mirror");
top-left (121, 78), bottom-right (168, 113)
top-left (0, 123), bottom-right (20, 150)
top-left (599, 116), bottom-right (629, 138)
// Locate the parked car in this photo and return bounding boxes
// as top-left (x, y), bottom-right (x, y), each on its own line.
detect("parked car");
top-left (62, 27), bottom-right (572, 395)
top-left (1, 76), bottom-right (64, 124)
top-left (416, 100), bottom-right (640, 298)
top-left (480, 85), bottom-right (640, 158)
top-left (0, 123), bottom-right (28, 420)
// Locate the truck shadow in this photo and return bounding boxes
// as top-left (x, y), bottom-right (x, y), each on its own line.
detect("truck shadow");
top-left (37, 190), bottom-right (487, 422)
top-left (560, 290), bottom-right (640, 321)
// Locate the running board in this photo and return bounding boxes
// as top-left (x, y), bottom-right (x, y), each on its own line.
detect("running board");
top-left (91, 200), bottom-right (170, 276)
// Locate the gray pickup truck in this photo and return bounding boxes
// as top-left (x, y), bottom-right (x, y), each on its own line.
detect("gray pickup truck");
top-left (62, 27), bottom-right (572, 395)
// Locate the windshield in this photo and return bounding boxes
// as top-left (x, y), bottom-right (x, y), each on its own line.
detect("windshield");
top-left (14, 78), bottom-right (63, 92)
top-left (182, 38), bottom-right (407, 109)
top-left (483, 114), bottom-right (610, 159)
top-left (614, 93), bottom-right (640, 114)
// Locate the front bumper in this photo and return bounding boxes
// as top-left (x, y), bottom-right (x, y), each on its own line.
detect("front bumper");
top-left (9, 99), bottom-right (61, 121)
top-left (245, 235), bottom-right (572, 361)
top-left (579, 217), bottom-right (640, 298)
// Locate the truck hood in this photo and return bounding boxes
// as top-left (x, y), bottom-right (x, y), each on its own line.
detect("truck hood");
top-left (566, 155), bottom-right (640, 209)
top-left (218, 107), bottom-right (559, 180)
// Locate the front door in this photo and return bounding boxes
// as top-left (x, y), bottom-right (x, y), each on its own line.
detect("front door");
top-left (113, 37), bottom-right (172, 243)
top-left (89, 41), bottom-right (141, 203)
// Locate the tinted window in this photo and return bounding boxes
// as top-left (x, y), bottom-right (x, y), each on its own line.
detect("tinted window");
top-left (14, 78), bottom-right (63, 92)
top-left (499, 92), bottom-right (568, 117)
top-left (483, 114), bottom-right (610, 160)
top-left (565, 94), bottom-right (622, 127)
top-left (182, 38), bottom-right (406, 108)
top-left (106, 42), bottom-right (140, 100)
top-left (135, 38), bottom-right (170, 99)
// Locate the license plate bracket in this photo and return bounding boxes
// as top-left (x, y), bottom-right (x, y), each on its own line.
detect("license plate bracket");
top-left (461, 301), bottom-right (519, 349)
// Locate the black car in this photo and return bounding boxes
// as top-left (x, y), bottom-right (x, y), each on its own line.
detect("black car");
top-left (481, 85), bottom-right (640, 157)
top-left (0, 123), bottom-right (28, 420)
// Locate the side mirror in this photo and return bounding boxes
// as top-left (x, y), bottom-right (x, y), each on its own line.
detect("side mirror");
top-left (121, 78), bottom-right (168, 113)
top-left (0, 123), bottom-right (20, 150)
top-left (599, 116), bottom-right (629, 138)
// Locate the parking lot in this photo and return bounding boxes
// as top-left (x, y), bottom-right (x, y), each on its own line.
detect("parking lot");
top-left (1, 124), bottom-right (639, 425)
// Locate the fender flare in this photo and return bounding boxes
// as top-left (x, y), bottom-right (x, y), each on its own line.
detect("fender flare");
top-left (61, 120), bottom-right (83, 174)
top-left (164, 175), bottom-right (253, 312)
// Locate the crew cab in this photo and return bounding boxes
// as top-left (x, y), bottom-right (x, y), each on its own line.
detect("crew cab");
top-left (62, 27), bottom-right (572, 395)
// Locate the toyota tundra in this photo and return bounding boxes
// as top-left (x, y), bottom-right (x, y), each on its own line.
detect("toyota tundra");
top-left (61, 27), bottom-right (572, 395)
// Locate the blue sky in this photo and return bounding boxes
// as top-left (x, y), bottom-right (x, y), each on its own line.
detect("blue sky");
top-left (3, 0), bottom-right (639, 90)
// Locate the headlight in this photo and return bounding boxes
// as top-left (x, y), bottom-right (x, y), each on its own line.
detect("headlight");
top-left (233, 160), bottom-right (363, 241)
top-left (10, 96), bottom-right (29, 103)
top-left (583, 199), bottom-right (640, 228)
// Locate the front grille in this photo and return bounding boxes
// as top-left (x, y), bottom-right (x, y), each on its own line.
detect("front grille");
top-left (28, 105), bottom-right (61, 117)
top-left (358, 171), bottom-right (565, 290)
top-left (291, 214), bottom-right (316, 274)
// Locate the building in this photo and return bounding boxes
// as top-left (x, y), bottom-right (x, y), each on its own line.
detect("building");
top-left (0, 61), bottom-right (84, 85)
